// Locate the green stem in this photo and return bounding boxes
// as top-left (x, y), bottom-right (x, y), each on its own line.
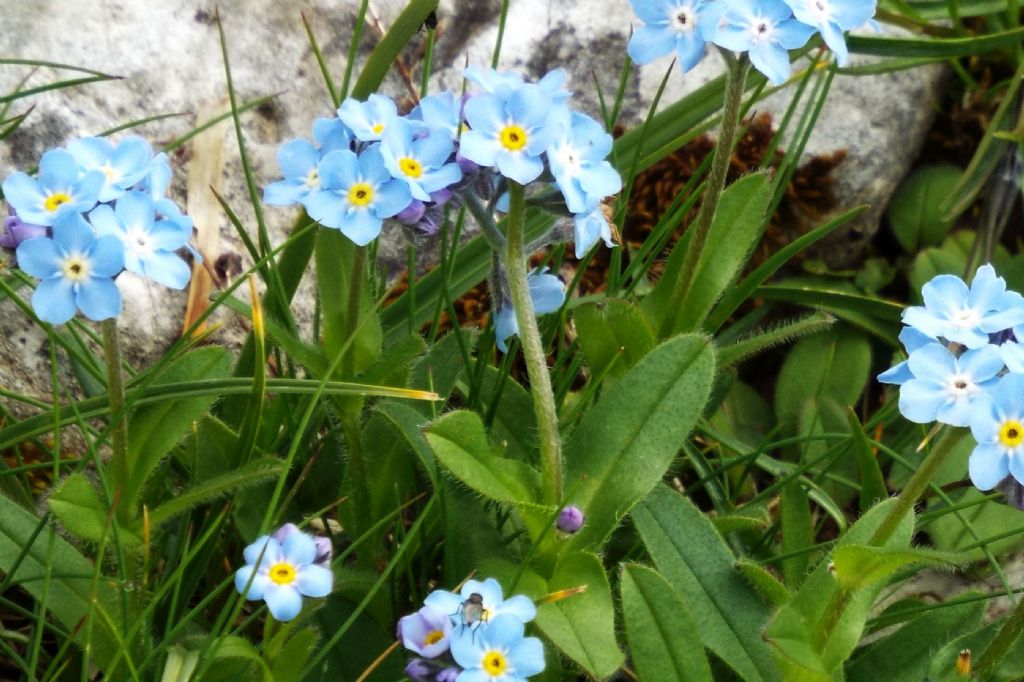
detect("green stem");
top-left (343, 246), bottom-right (368, 380)
top-left (101, 318), bottom-right (129, 522)
top-left (659, 55), bottom-right (750, 337)
top-left (975, 592), bottom-right (1024, 679)
top-left (503, 182), bottom-right (562, 505)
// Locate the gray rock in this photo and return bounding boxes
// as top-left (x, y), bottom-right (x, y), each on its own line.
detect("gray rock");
top-left (0, 0), bottom-right (943, 410)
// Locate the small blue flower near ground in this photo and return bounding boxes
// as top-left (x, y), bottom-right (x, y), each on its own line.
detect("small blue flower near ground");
top-left (234, 531), bottom-right (333, 622)
top-left (450, 614), bottom-right (546, 682)
top-left (16, 212), bottom-right (124, 324)
top-left (3, 149), bottom-right (104, 226)
top-left (897, 344), bottom-right (1002, 427)
top-left (627, 0), bottom-right (712, 73)
top-left (493, 270), bottom-right (566, 353)
top-left (303, 146), bottom-right (412, 245)
top-left (782, 0), bottom-right (876, 65)
top-left (67, 136), bottom-right (154, 202)
top-left (572, 207), bottom-right (616, 259)
top-left (547, 111), bottom-right (622, 214)
top-left (902, 264), bottom-right (1024, 349)
top-left (412, 91), bottom-right (465, 140)
top-left (464, 67), bottom-right (570, 105)
top-left (135, 152), bottom-right (194, 235)
top-left (89, 191), bottom-right (192, 289)
top-left (338, 94), bottom-right (399, 142)
top-left (968, 374), bottom-right (1024, 490)
top-left (424, 578), bottom-right (538, 625)
top-left (460, 85), bottom-right (561, 185)
top-left (380, 119), bottom-right (463, 201)
top-left (703, 0), bottom-right (816, 85)
top-left (398, 606), bottom-right (454, 658)
top-left (877, 326), bottom-right (938, 385)
top-left (264, 119), bottom-right (353, 207)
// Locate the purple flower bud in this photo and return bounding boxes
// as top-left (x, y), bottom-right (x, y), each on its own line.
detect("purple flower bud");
top-left (437, 667), bottom-right (461, 682)
top-left (556, 505), bottom-right (584, 533)
top-left (405, 658), bottom-right (434, 682)
top-left (271, 522), bottom-right (332, 565)
top-left (429, 188), bottom-right (453, 208)
top-left (456, 150), bottom-right (480, 175)
top-left (395, 199), bottom-right (426, 225)
top-left (0, 213), bottom-right (48, 250)
top-left (398, 605), bottom-right (452, 658)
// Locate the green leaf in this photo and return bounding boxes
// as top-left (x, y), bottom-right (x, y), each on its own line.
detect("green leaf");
top-left (781, 481), bottom-right (813, 588)
top-left (888, 165), bottom-right (962, 253)
top-left (717, 313), bottom-right (835, 368)
top-left (49, 473), bottom-right (141, 545)
top-left (633, 485), bottom-right (778, 682)
top-left (534, 553), bottom-right (624, 679)
top-left (563, 334), bottom-right (715, 551)
top-left (200, 636), bottom-right (272, 682)
top-left (735, 560), bottom-right (792, 608)
top-left (148, 457), bottom-right (285, 526)
top-left (409, 330), bottom-right (474, 412)
top-left (349, 0), bottom-right (439, 99)
top-left (847, 408), bottom-right (889, 511)
top-left (124, 346), bottom-right (232, 514)
top-left (621, 564), bottom-right (713, 682)
top-left (757, 279), bottom-right (901, 342)
top-left (646, 172), bottom-right (772, 333)
top-left (0, 496), bottom-right (125, 675)
top-left (831, 545), bottom-right (962, 591)
top-left (574, 299), bottom-right (656, 380)
top-left (458, 366), bottom-right (538, 462)
top-left (847, 26), bottom-right (1024, 58)
top-left (425, 410), bottom-right (540, 505)
top-left (270, 628), bottom-right (319, 682)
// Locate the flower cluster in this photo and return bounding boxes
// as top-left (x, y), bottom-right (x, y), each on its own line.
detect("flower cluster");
top-left (397, 578), bottom-right (545, 681)
top-left (234, 523), bottom-right (334, 622)
top-left (1, 136), bottom-right (195, 324)
top-left (264, 66), bottom-right (621, 260)
top-left (627, 0), bottom-right (877, 84)
top-left (879, 264), bottom-right (1024, 494)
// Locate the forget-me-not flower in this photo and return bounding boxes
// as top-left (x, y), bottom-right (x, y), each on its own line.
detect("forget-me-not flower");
top-left (461, 85), bottom-right (561, 185)
top-left (969, 374), bottom-right (1024, 490)
top-left (782, 0), bottom-right (876, 65)
top-left (573, 207), bottom-right (616, 259)
top-left (304, 146), bottom-right (412, 245)
top-left (3, 149), bottom-right (104, 226)
top-left (424, 578), bottom-right (537, 625)
top-left (67, 136), bottom-right (154, 202)
top-left (16, 212), bottom-right (124, 324)
top-left (492, 270), bottom-right (566, 353)
top-left (877, 326), bottom-right (938, 385)
top-left (264, 119), bottom-right (352, 206)
top-left (897, 343), bottom-right (1002, 427)
top-left (412, 91), bottom-right (465, 140)
top-left (464, 67), bottom-right (570, 105)
top-left (88, 191), bottom-right (192, 289)
top-left (547, 111), bottom-right (621, 214)
top-left (398, 605), bottom-right (454, 658)
top-left (450, 614), bottom-right (545, 682)
top-left (703, 0), bottom-right (816, 85)
top-left (902, 264), bottom-right (1024, 349)
top-left (381, 119), bottom-right (462, 201)
top-left (234, 531), bottom-right (333, 622)
top-left (628, 0), bottom-right (712, 73)
top-left (338, 94), bottom-right (399, 142)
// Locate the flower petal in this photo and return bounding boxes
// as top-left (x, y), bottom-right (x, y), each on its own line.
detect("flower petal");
top-left (264, 584), bottom-right (303, 621)
top-left (295, 564), bottom-right (333, 598)
top-left (15, 238), bottom-right (63, 278)
top-left (32, 277), bottom-right (77, 324)
top-left (76, 277), bottom-right (122, 321)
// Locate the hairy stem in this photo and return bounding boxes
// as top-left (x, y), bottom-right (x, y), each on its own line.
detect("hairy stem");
top-left (101, 318), bottom-right (129, 522)
top-left (503, 182), bottom-right (562, 504)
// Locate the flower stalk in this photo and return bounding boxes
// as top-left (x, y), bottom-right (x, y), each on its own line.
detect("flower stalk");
top-left (101, 318), bottom-right (130, 522)
top-left (504, 182), bottom-right (562, 505)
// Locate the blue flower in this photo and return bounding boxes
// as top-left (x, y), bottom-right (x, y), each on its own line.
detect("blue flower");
top-left (424, 578), bottom-right (537, 625)
top-left (547, 111), bottom-right (621, 214)
top-left (264, 119), bottom-right (353, 207)
top-left (303, 146), bottom-right (412, 245)
top-left (464, 67), bottom-right (570, 105)
top-left (897, 344), bottom-right (1002, 427)
top-left (2, 149), bottom-right (104, 226)
top-left (573, 207), bottom-right (616, 259)
top-left (968, 374), bottom-right (1024, 490)
top-left (338, 94), bottom-right (398, 142)
top-left (398, 606), bottom-right (454, 658)
top-left (88, 191), bottom-right (192, 289)
top-left (703, 0), bottom-right (816, 85)
top-left (782, 0), bottom-right (876, 65)
top-left (66, 136), bottom-right (154, 202)
top-left (412, 91), bottom-right (465, 140)
top-left (627, 0), bottom-right (712, 73)
top-left (15, 212), bottom-right (124, 324)
top-left (381, 118), bottom-right (463, 201)
top-left (877, 326), bottom-right (938, 385)
top-left (235, 532), bottom-right (334, 622)
top-left (902, 265), bottom-right (1024, 349)
top-left (493, 270), bottom-right (566, 353)
top-left (135, 153), bottom-right (194, 235)
top-left (461, 85), bottom-right (561, 185)
top-left (450, 614), bottom-right (545, 682)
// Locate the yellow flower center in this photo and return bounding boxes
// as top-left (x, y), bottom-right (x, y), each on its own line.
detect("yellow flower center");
top-left (268, 562), bottom-right (297, 585)
top-left (372, 123), bottom-right (385, 135)
top-left (61, 255), bottom-right (90, 282)
top-left (44, 192), bottom-right (72, 213)
top-left (399, 157), bottom-right (423, 178)
top-left (424, 630), bottom-right (445, 646)
top-left (1000, 420), bottom-right (1024, 448)
top-left (482, 650), bottom-right (508, 676)
top-left (347, 183), bottom-right (374, 207)
top-left (499, 125), bottom-right (528, 152)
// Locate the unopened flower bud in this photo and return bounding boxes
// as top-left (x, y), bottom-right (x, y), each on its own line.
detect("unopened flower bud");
top-left (556, 505), bottom-right (584, 533)
top-left (0, 213), bottom-right (47, 250)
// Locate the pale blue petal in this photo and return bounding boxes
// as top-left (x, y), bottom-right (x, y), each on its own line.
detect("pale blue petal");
top-left (142, 251), bottom-right (190, 289)
top-left (110, 137), bottom-right (153, 173)
top-left (458, 130), bottom-right (499, 167)
top-left (749, 43), bottom-right (792, 85)
top-left (76, 277), bottom-right (121, 321)
top-left (980, 307), bottom-right (1024, 333)
top-left (1002, 342), bottom-right (1024, 374)
top-left (341, 209), bottom-right (382, 246)
top-left (831, 0), bottom-right (876, 28)
top-left (243, 536), bottom-right (281, 566)
top-left (456, 670), bottom-right (489, 682)
top-left (89, 204), bottom-right (122, 237)
top-left (235, 565), bottom-right (270, 600)
top-left (628, 24), bottom-right (678, 64)
top-left (52, 213), bottom-right (95, 255)
top-left (305, 191), bottom-right (347, 229)
top-left (579, 162), bottom-right (623, 199)
top-left (358, 146), bottom-right (392, 186)
top-left (994, 374), bottom-right (1024, 419)
top-left (495, 307), bottom-right (518, 353)
top-left (282, 531), bottom-right (317, 565)
top-left (464, 94), bottom-right (507, 137)
top-left (922, 274), bottom-right (968, 315)
top-left (373, 179), bottom-right (413, 218)
top-left (775, 18), bottom-right (816, 48)
top-left (15, 238), bottom-right (63, 278)
top-left (88, 235), bottom-right (126, 277)
top-left (529, 272), bottom-right (566, 315)
top-left (948, 326), bottom-right (991, 349)
top-left (497, 595), bottom-right (537, 622)
top-left (959, 345), bottom-right (1004, 382)
top-left (970, 440), bottom-right (1011, 489)
top-left (968, 395), bottom-right (999, 442)
top-left (148, 220), bottom-right (190, 250)
top-left (415, 129), bottom-right (455, 168)
top-left (115, 191), bottom-right (156, 232)
top-left (819, 20), bottom-right (849, 64)
top-left (264, 179), bottom-right (308, 206)
top-left (296, 564), bottom-right (333, 598)
top-left (264, 584), bottom-right (303, 621)
top-left (508, 636), bottom-right (546, 677)
top-left (420, 164), bottom-right (462, 194)
top-left (424, 589), bottom-right (463, 616)
top-left (631, 0), bottom-right (678, 24)
top-left (898, 379), bottom-right (946, 423)
top-left (936, 398), bottom-right (973, 428)
top-left (709, 23), bottom-right (752, 51)
top-left (278, 139), bottom-right (318, 179)
top-left (899, 326), bottom-right (935, 353)
top-left (507, 85), bottom-right (550, 129)
top-left (483, 614), bottom-right (524, 648)
top-left (38, 149), bottom-right (80, 189)
top-left (318, 150), bottom-right (360, 190)
top-left (901, 306), bottom-right (946, 339)
top-left (2, 173), bottom-right (46, 221)
top-left (675, 33), bottom-right (708, 72)
top-left (67, 137), bottom-right (112, 169)
top-left (465, 579), bottom-right (503, 606)
top-left (450, 627), bottom-right (484, 669)
top-left (906, 344), bottom-right (955, 382)
top-left (877, 360), bottom-right (912, 385)
top-left (496, 151), bottom-right (544, 184)
top-left (33, 277), bottom-right (77, 324)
